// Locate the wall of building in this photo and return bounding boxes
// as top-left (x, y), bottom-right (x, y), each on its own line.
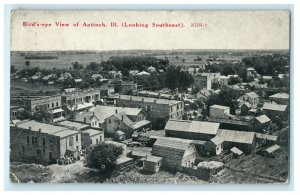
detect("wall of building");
top-left (143, 160), bottom-right (162, 173)
top-left (210, 107), bottom-right (230, 119)
top-left (165, 130), bottom-right (216, 141)
top-left (59, 133), bottom-right (81, 158)
top-left (105, 115), bottom-right (132, 137)
top-left (10, 126), bottom-right (61, 164)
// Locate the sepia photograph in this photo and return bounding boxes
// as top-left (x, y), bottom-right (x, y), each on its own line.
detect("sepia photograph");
top-left (9, 10), bottom-right (291, 184)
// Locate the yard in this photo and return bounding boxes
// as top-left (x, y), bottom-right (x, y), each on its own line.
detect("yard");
top-left (210, 146), bottom-right (289, 184)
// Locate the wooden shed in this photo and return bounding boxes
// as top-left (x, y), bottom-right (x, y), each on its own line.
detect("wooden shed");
top-left (143, 155), bottom-right (163, 173)
top-left (152, 137), bottom-right (196, 171)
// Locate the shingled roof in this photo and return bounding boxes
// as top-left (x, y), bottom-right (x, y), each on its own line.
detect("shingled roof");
top-left (152, 137), bottom-right (193, 160)
top-left (165, 120), bottom-right (220, 135)
top-left (218, 129), bottom-right (255, 144)
top-left (262, 103), bottom-right (287, 112)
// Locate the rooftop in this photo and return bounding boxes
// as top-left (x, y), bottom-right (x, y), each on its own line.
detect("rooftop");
top-left (262, 103), bottom-right (287, 112)
top-left (217, 129), bottom-right (255, 144)
top-left (57, 120), bottom-right (89, 130)
top-left (16, 120), bottom-right (67, 134)
top-left (269, 92), bottom-right (289, 99)
top-left (51, 129), bottom-right (79, 138)
top-left (230, 147), bottom-right (243, 155)
top-left (246, 92), bottom-right (260, 99)
top-left (82, 129), bottom-right (103, 136)
top-left (116, 95), bottom-right (182, 105)
top-left (210, 105), bottom-right (230, 110)
top-left (145, 155), bottom-right (163, 163)
top-left (265, 144), bottom-right (280, 154)
top-left (165, 120), bottom-right (220, 135)
top-left (255, 115), bottom-right (271, 124)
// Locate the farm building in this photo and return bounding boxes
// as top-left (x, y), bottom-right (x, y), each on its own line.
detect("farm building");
top-left (255, 133), bottom-right (278, 146)
top-left (81, 129), bottom-right (104, 149)
top-left (10, 120), bottom-right (81, 164)
top-left (210, 105), bottom-right (230, 119)
top-left (205, 136), bottom-right (224, 156)
top-left (152, 137), bottom-right (196, 171)
top-left (269, 92), bottom-right (289, 105)
top-left (216, 129), bottom-right (256, 154)
top-left (143, 155), bottom-right (163, 173)
top-left (230, 147), bottom-right (244, 158)
top-left (262, 144), bottom-right (281, 157)
top-left (253, 115), bottom-right (271, 132)
top-left (165, 119), bottom-right (220, 141)
top-left (262, 102), bottom-right (288, 119)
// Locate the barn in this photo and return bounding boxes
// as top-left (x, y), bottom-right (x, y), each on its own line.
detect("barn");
top-left (152, 137), bottom-right (196, 171)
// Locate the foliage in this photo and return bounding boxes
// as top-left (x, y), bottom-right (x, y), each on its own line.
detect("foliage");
top-left (11, 65), bottom-right (17, 74)
top-left (32, 108), bottom-right (53, 122)
top-left (165, 66), bottom-right (194, 91)
top-left (72, 61), bottom-right (84, 70)
top-left (86, 142), bottom-right (124, 172)
top-left (228, 77), bottom-right (241, 85)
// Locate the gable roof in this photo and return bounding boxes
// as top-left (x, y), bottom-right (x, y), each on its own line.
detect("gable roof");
top-left (210, 105), bottom-right (230, 110)
top-left (255, 115), bottom-right (271, 124)
top-left (269, 92), bottom-right (289, 99)
top-left (262, 103), bottom-right (287, 112)
top-left (116, 95), bottom-right (182, 106)
top-left (218, 129), bottom-right (255, 144)
top-left (210, 136), bottom-right (224, 145)
top-left (246, 92), bottom-right (259, 99)
top-left (112, 113), bottom-right (134, 127)
top-left (230, 147), bottom-right (243, 155)
top-left (152, 137), bottom-right (193, 160)
top-left (165, 120), bottom-right (220, 135)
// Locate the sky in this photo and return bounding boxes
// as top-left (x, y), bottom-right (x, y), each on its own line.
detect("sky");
top-left (11, 10), bottom-right (290, 51)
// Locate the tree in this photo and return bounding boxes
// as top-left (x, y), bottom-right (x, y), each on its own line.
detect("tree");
top-left (11, 65), bottom-right (17, 74)
top-left (32, 108), bottom-right (53, 122)
top-left (25, 60), bottom-right (30, 69)
top-left (72, 61), bottom-right (84, 70)
top-left (85, 142), bottom-right (124, 172)
top-left (165, 66), bottom-right (194, 92)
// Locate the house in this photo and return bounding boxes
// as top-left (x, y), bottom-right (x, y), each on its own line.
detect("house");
top-left (143, 155), bottom-right (163, 173)
top-left (196, 88), bottom-right (211, 100)
top-left (216, 129), bottom-right (256, 154)
top-left (109, 70), bottom-right (122, 80)
top-left (208, 117), bottom-right (252, 131)
top-left (240, 92), bottom-right (260, 106)
top-left (219, 76), bottom-right (229, 86)
top-left (10, 106), bottom-right (24, 120)
top-left (246, 67), bottom-right (256, 78)
top-left (74, 78), bottom-right (82, 83)
top-left (106, 113), bottom-right (134, 137)
top-left (129, 70), bottom-right (139, 77)
top-left (10, 95), bottom-right (64, 122)
top-left (81, 129), bottom-right (104, 149)
top-left (120, 82), bottom-right (138, 94)
top-left (165, 120), bottom-right (220, 141)
top-left (248, 81), bottom-right (261, 89)
top-left (262, 102), bottom-right (288, 119)
top-left (136, 71), bottom-right (150, 76)
top-left (253, 115), bottom-right (271, 132)
top-left (262, 144), bottom-right (281, 157)
top-left (10, 120), bottom-right (81, 164)
top-left (114, 95), bottom-right (184, 128)
top-left (210, 105), bottom-right (230, 119)
top-left (147, 66), bottom-right (157, 73)
top-left (187, 68), bottom-right (200, 75)
top-left (255, 133), bottom-right (278, 146)
top-left (269, 92), bottom-right (289, 105)
top-left (205, 136), bottom-right (224, 156)
top-left (91, 74), bottom-right (103, 80)
top-left (239, 102), bottom-right (252, 115)
top-left (152, 137), bottom-right (197, 171)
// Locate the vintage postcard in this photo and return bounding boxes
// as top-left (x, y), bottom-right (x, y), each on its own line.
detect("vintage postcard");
top-left (9, 10), bottom-right (290, 184)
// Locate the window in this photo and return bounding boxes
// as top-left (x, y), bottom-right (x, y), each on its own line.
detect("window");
top-left (56, 102), bottom-right (59, 107)
top-left (47, 104), bottom-right (49, 108)
top-left (69, 137), bottom-right (74, 146)
top-left (43, 149), bottom-right (45, 156)
top-left (90, 139), bottom-right (92, 144)
top-left (76, 146), bottom-right (79, 151)
top-left (92, 122), bottom-right (94, 126)
top-left (108, 119), bottom-right (111, 124)
top-left (22, 145), bottom-right (25, 152)
top-left (99, 136), bottom-right (102, 142)
top-left (96, 139), bottom-right (99, 144)
top-left (32, 136), bottom-right (34, 144)
top-left (27, 136), bottom-right (30, 144)
top-left (76, 135), bottom-right (78, 142)
top-left (43, 138), bottom-right (46, 146)
top-left (50, 139), bottom-right (53, 145)
top-left (52, 103), bottom-right (54, 107)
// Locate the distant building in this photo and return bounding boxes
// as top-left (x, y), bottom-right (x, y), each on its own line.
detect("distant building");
top-left (269, 92), bottom-right (289, 105)
top-left (10, 95), bottom-right (64, 122)
top-left (192, 73), bottom-right (220, 90)
top-left (253, 115), bottom-right (271, 132)
top-left (165, 119), bottom-right (220, 141)
top-left (143, 155), bottom-right (163, 173)
top-left (152, 137), bottom-right (196, 171)
top-left (147, 66), bottom-right (157, 73)
top-left (10, 120), bottom-right (81, 164)
top-left (114, 95), bottom-right (184, 127)
top-left (61, 89), bottom-right (101, 111)
top-left (10, 105), bottom-right (24, 120)
top-left (109, 70), bottom-right (122, 80)
top-left (219, 76), bottom-right (229, 86)
top-left (239, 102), bottom-right (252, 116)
top-left (210, 105), bottom-right (230, 119)
top-left (262, 102), bottom-right (288, 119)
top-left (121, 82), bottom-right (138, 94)
top-left (239, 91), bottom-right (260, 106)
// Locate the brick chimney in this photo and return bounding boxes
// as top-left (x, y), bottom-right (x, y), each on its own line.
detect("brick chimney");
top-left (29, 126), bottom-right (31, 130)
top-left (39, 128), bottom-right (41, 133)
top-left (115, 109), bottom-right (118, 114)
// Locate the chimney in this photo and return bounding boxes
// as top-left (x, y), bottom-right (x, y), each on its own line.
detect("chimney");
top-left (121, 115), bottom-right (124, 121)
top-left (29, 126), bottom-right (32, 130)
top-left (142, 98), bottom-right (144, 102)
top-left (39, 128), bottom-right (41, 133)
top-left (115, 109), bottom-right (118, 114)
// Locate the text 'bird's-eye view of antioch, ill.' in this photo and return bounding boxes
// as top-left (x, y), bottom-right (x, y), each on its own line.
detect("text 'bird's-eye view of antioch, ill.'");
top-left (9, 10), bottom-right (290, 184)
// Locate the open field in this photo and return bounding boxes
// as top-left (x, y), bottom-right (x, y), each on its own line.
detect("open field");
top-left (11, 80), bottom-right (61, 96)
